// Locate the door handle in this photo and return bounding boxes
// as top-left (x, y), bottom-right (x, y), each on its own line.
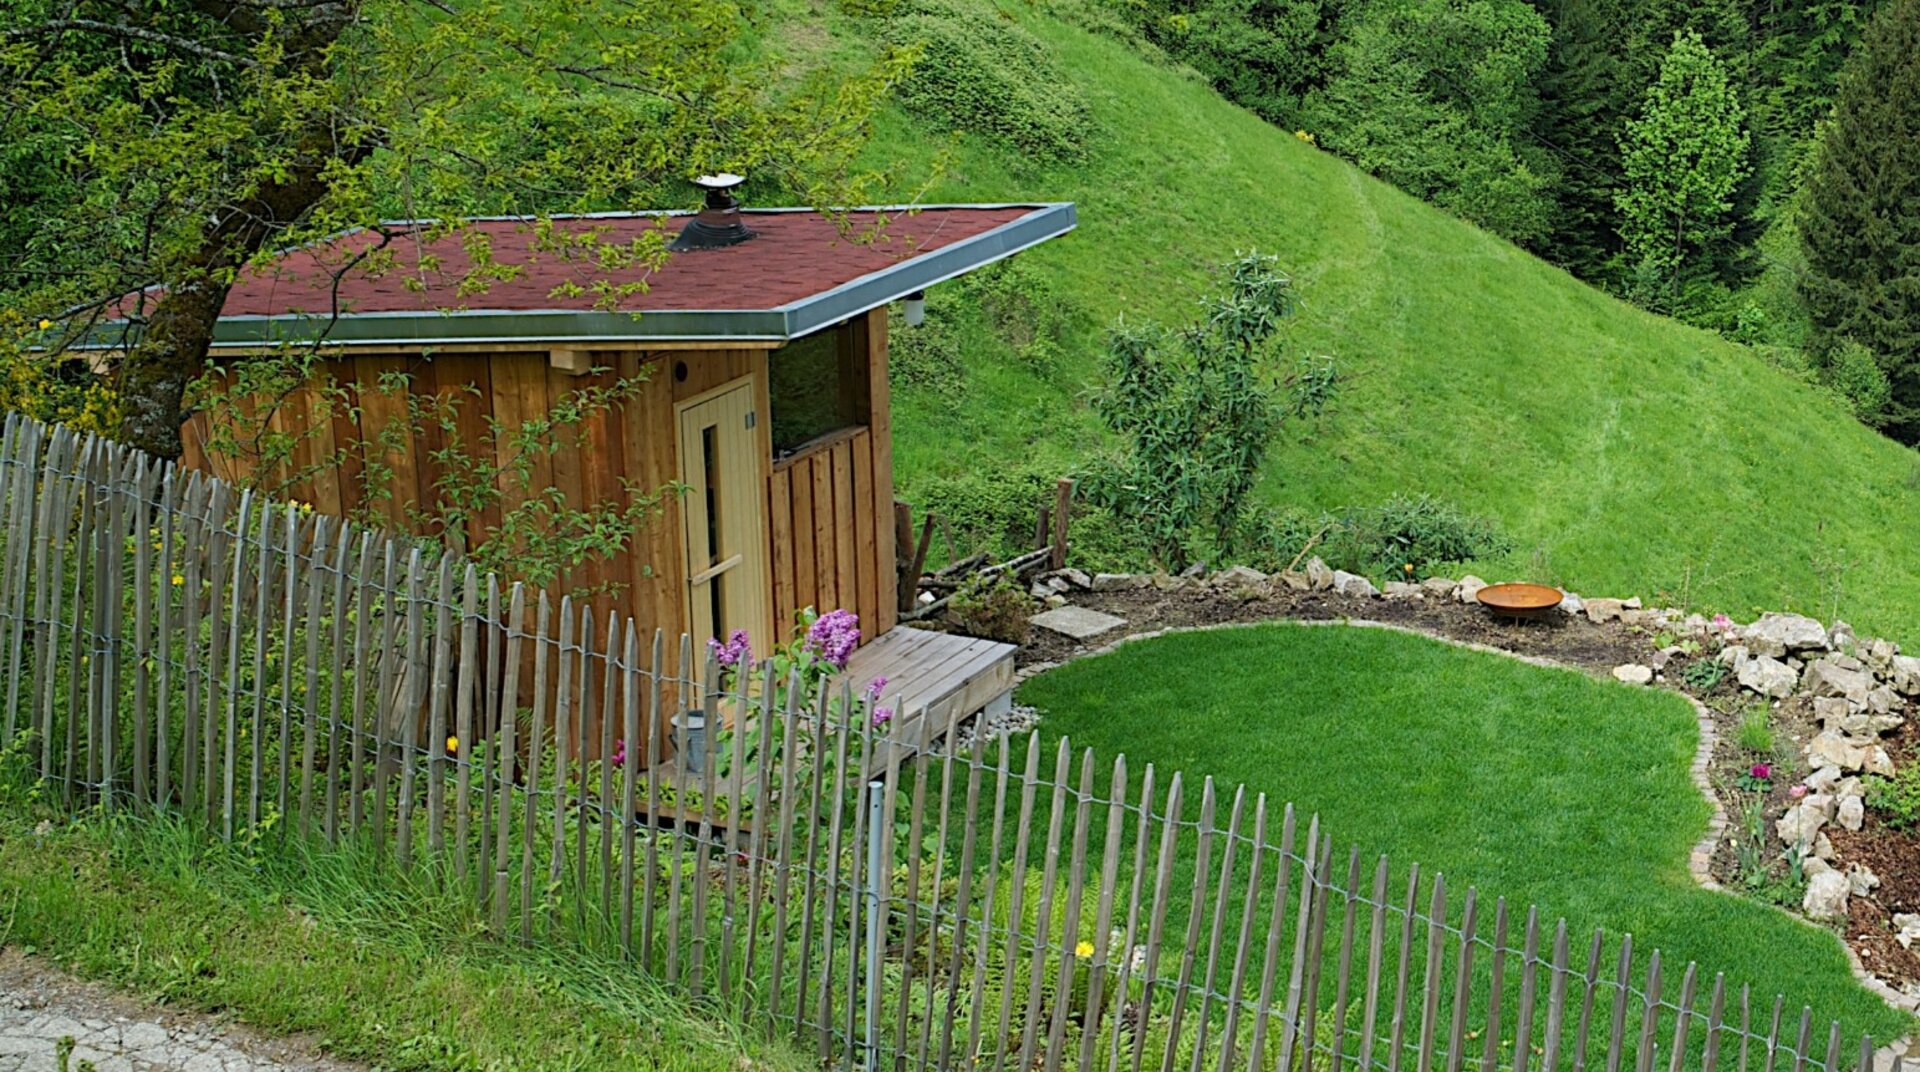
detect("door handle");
top-left (688, 553), bottom-right (744, 587)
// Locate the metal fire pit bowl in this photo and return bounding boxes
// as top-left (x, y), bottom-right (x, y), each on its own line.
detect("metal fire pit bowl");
top-left (1475, 582), bottom-right (1565, 621)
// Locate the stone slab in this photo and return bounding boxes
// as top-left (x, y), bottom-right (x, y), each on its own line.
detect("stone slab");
top-left (1030, 606), bottom-right (1128, 640)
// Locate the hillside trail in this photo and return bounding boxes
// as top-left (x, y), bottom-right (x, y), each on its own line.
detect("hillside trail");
top-left (0, 951), bottom-right (360, 1072)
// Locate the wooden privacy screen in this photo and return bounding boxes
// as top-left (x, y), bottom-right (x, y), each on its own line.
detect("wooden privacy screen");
top-left (767, 426), bottom-right (895, 641)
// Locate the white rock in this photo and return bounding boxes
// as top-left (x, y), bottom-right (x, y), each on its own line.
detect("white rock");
top-left (1894, 914), bottom-right (1920, 950)
top-left (1803, 870), bottom-right (1852, 920)
top-left (1808, 730), bottom-right (1871, 772)
top-left (1805, 658), bottom-right (1874, 704)
top-left (1383, 581), bottom-right (1423, 600)
top-left (1737, 654), bottom-right (1798, 699)
top-left (1803, 792), bottom-right (1838, 821)
top-left (1278, 570), bottom-right (1310, 591)
top-left (1745, 612), bottom-right (1830, 658)
top-left (1864, 746), bottom-right (1895, 777)
top-left (1838, 795), bottom-right (1865, 831)
top-left (1612, 664), bottom-right (1654, 685)
top-left (1091, 572), bottom-right (1134, 592)
top-left (1331, 570), bottom-right (1380, 599)
top-left (1806, 766), bottom-right (1843, 793)
top-left (1215, 565), bottom-right (1268, 586)
top-left (1718, 644), bottom-right (1750, 669)
top-left (1849, 864), bottom-right (1880, 897)
top-left (1455, 575), bottom-right (1487, 604)
top-left (1421, 576), bottom-right (1457, 598)
top-left (1305, 557), bottom-right (1335, 590)
top-left (1829, 620), bottom-right (1857, 653)
top-left (1814, 831), bottom-right (1836, 859)
top-left (1585, 598), bottom-right (1629, 624)
top-left (1804, 855), bottom-right (1834, 877)
top-left (1776, 803), bottom-right (1827, 846)
top-left (1890, 654), bottom-right (1920, 695)
top-left (1055, 568), bottom-right (1092, 589)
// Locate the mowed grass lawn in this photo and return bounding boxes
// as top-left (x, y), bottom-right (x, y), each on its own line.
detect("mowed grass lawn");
top-left (1015, 623), bottom-right (1915, 1043)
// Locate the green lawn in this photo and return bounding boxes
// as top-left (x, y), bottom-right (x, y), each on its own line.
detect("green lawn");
top-left (0, 808), bottom-right (813, 1072)
top-left (818, 1), bottom-right (1920, 640)
top-left (1014, 623), bottom-right (1916, 1044)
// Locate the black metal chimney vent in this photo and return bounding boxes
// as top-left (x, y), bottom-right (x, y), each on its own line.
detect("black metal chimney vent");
top-left (670, 174), bottom-right (758, 251)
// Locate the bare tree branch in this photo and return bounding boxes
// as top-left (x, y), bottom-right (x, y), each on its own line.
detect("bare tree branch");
top-left (3, 17), bottom-right (258, 66)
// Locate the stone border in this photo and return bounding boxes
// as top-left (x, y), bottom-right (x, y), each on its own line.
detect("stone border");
top-left (1014, 615), bottom-right (1919, 1048)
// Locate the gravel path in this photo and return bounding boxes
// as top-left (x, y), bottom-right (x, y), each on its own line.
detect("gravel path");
top-left (0, 952), bottom-right (359, 1072)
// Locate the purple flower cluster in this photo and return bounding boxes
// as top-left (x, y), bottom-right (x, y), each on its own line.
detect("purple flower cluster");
top-left (708, 629), bottom-right (753, 672)
top-left (1750, 762), bottom-right (1772, 781)
top-left (872, 705), bottom-right (895, 728)
top-left (805, 609), bottom-right (861, 670)
top-left (864, 675), bottom-right (889, 702)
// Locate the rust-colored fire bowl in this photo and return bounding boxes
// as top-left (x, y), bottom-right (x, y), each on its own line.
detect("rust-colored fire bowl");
top-left (1475, 582), bottom-right (1565, 620)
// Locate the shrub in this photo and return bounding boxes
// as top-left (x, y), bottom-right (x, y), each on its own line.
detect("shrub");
top-left (1240, 494), bottom-right (1509, 579)
top-left (1087, 253), bottom-right (1327, 569)
top-left (1815, 338), bottom-right (1891, 426)
top-left (881, 0), bottom-right (1092, 165)
top-left (890, 313), bottom-right (967, 397)
top-left (916, 465), bottom-right (1057, 564)
top-left (1865, 765), bottom-right (1920, 831)
top-left (1061, 503), bottom-right (1153, 574)
top-left (948, 575), bottom-right (1033, 645)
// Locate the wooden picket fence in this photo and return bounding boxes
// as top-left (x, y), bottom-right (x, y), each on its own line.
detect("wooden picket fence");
top-left (0, 410), bottom-right (1905, 1072)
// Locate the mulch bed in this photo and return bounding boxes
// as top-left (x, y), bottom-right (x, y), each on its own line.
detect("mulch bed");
top-left (1010, 582), bottom-right (1645, 670)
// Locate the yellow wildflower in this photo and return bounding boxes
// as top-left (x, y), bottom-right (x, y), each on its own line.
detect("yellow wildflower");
top-left (1294, 130), bottom-right (1316, 144)
top-left (171, 574), bottom-right (185, 587)
top-left (1074, 940), bottom-right (1094, 959)
top-left (446, 735), bottom-right (460, 753)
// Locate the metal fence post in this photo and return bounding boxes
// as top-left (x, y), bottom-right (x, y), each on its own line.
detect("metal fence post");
top-left (865, 777), bottom-right (886, 1071)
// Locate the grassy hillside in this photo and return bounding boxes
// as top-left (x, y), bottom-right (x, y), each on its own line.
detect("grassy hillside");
top-left (830, 4), bottom-right (1920, 639)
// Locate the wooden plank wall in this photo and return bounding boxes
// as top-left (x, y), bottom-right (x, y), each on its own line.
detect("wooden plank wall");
top-left (765, 308), bottom-right (898, 644)
top-left (179, 345), bottom-right (775, 756)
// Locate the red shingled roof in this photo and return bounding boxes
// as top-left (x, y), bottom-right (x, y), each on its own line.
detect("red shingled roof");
top-left (213, 208), bottom-right (1034, 319)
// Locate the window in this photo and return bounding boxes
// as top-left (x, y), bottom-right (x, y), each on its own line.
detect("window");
top-left (769, 324), bottom-right (863, 457)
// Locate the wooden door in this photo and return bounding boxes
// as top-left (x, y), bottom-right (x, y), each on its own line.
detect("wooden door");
top-left (676, 378), bottom-right (771, 661)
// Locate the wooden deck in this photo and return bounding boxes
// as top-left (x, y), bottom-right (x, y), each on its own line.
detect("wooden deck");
top-left (848, 625), bottom-right (1017, 756)
top-left (640, 625), bottom-right (1015, 826)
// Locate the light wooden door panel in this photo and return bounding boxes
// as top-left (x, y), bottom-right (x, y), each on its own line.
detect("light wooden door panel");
top-left (676, 379), bottom-right (771, 662)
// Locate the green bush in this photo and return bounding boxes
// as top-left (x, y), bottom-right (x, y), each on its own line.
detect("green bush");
top-left (1240, 494), bottom-right (1510, 579)
top-left (890, 313), bottom-right (967, 397)
top-left (1061, 503), bottom-right (1153, 574)
top-left (881, 0), bottom-right (1092, 164)
top-left (1815, 338), bottom-right (1892, 426)
top-left (916, 465), bottom-right (1058, 564)
top-left (948, 575), bottom-right (1034, 645)
top-left (1865, 765), bottom-right (1920, 831)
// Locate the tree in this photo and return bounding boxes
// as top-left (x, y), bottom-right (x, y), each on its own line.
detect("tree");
top-left (1798, 0), bottom-right (1920, 441)
top-left (1533, 0), bottom-right (1633, 282)
top-left (1614, 30), bottom-right (1749, 311)
top-left (1131, 0), bottom-right (1346, 126)
top-left (1089, 253), bottom-right (1335, 570)
top-left (1308, 0), bottom-right (1559, 247)
top-left (0, 1), bottom-right (907, 460)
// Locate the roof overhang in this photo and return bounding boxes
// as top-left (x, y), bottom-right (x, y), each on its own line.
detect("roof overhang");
top-left (74, 202), bottom-right (1077, 351)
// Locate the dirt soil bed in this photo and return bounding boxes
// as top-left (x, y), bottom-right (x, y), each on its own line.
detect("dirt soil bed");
top-left (1014, 583), bottom-right (1645, 669)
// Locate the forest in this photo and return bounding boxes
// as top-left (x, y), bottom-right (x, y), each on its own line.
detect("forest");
top-left (1119, 0), bottom-right (1919, 440)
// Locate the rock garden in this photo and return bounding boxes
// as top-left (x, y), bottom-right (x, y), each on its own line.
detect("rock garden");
top-left (957, 559), bottom-right (1920, 1030)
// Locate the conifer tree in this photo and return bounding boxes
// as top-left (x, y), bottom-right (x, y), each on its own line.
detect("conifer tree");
top-left (1535, 0), bottom-right (1632, 282)
top-left (1798, 0), bottom-right (1920, 442)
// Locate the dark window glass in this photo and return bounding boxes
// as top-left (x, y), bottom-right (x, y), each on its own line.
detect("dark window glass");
top-left (770, 325), bottom-right (861, 456)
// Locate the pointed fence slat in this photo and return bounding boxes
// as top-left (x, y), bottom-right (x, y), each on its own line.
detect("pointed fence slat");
top-left (0, 412), bottom-right (1898, 1072)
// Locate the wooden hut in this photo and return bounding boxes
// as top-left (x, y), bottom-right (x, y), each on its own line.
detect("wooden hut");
top-left (145, 192), bottom-right (1076, 748)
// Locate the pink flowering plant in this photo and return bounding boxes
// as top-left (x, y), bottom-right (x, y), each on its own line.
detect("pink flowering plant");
top-left (691, 607), bottom-right (895, 791)
top-left (1735, 761), bottom-right (1773, 792)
